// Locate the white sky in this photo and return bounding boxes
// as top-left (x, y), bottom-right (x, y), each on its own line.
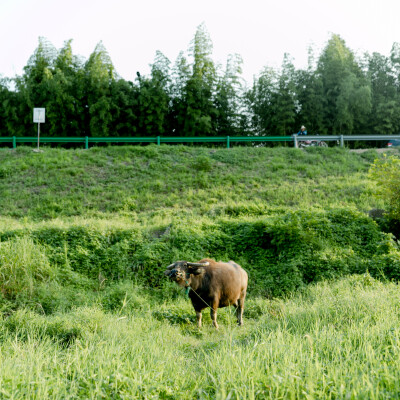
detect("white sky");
top-left (0, 0), bottom-right (399, 84)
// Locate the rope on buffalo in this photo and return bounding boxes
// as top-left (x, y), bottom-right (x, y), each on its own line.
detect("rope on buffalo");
top-left (185, 280), bottom-right (216, 312)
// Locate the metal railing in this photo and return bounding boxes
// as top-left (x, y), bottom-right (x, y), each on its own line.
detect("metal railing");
top-left (0, 135), bottom-right (291, 149)
top-left (293, 134), bottom-right (400, 148)
top-left (0, 135), bottom-right (399, 149)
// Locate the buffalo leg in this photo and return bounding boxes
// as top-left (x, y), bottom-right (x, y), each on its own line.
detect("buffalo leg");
top-left (237, 292), bottom-right (246, 326)
top-left (210, 301), bottom-right (219, 329)
top-left (196, 311), bottom-right (202, 328)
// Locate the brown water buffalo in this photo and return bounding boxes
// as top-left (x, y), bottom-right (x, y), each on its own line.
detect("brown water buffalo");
top-left (164, 258), bottom-right (248, 329)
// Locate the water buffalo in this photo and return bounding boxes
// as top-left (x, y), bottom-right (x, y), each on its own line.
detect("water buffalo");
top-left (164, 258), bottom-right (248, 329)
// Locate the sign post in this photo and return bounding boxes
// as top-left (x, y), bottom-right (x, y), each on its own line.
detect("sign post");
top-left (33, 108), bottom-right (45, 152)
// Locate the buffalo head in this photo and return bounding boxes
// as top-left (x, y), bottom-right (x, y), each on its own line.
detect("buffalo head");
top-left (164, 260), bottom-right (209, 287)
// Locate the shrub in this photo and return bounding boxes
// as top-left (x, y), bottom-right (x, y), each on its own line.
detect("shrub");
top-left (192, 155), bottom-right (213, 172)
top-left (0, 209), bottom-right (396, 298)
top-left (369, 154), bottom-right (400, 235)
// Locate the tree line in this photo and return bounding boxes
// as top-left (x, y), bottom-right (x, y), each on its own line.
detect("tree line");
top-left (1, 24), bottom-right (400, 138)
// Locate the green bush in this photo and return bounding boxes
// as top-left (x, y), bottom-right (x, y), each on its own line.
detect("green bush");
top-left (369, 154), bottom-right (400, 235)
top-left (0, 209), bottom-right (394, 297)
top-left (192, 155), bottom-right (213, 172)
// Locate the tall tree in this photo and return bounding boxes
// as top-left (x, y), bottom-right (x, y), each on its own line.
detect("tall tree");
top-left (246, 67), bottom-right (277, 136)
top-left (271, 54), bottom-right (297, 134)
top-left (135, 51), bottom-right (171, 135)
top-left (317, 34), bottom-right (371, 134)
top-left (294, 47), bottom-right (326, 134)
top-left (45, 40), bottom-right (84, 136)
top-left (214, 53), bottom-right (244, 135)
top-left (84, 42), bottom-right (116, 136)
top-left (16, 37), bottom-right (58, 135)
top-left (184, 23), bottom-right (218, 136)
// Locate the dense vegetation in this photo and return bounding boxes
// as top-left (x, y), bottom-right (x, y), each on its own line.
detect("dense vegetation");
top-left (2, 25), bottom-right (400, 138)
top-left (1, 145), bottom-right (400, 398)
top-left (2, 275), bottom-right (400, 399)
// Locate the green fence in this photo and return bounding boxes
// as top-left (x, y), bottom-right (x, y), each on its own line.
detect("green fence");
top-left (1, 135), bottom-right (398, 149)
top-left (0, 136), bottom-right (292, 149)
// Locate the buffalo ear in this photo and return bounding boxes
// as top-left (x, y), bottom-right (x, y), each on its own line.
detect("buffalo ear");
top-left (187, 266), bottom-right (204, 275)
top-left (187, 261), bottom-right (208, 275)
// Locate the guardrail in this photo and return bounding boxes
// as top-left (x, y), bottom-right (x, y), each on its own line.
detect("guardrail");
top-left (0, 135), bottom-right (399, 149)
top-left (293, 134), bottom-right (400, 148)
top-left (0, 136), bottom-right (291, 149)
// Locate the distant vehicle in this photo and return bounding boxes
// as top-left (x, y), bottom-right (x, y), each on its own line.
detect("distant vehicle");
top-left (386, 139), bottom-right (400, 147)
top-left (299, 139), bottom-right (328, 148)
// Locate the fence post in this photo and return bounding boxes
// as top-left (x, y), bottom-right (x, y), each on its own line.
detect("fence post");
top-left (293, 134), bottom-right (298, 148)
top-left (340, 135), bottom-right (344, 147)
top-left (227, 136), bottom-right (230, 149)
top-left (12, 136), bottom-right (16, 149)
top-left (85, 136), bottom-right (89, 149)
top-left (157, 136), bottom-right (161, 146)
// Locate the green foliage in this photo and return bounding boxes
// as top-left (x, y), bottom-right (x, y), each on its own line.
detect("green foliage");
top-left (0, 145), bottom-right (397, 299)
top-left (192, 154), bottom-right (213, 171)
top-left (0, 142), bottom-right (400, 397)
top-left (1, 277), bottom-right (400, 398)
top-left (0, 146), bottom-right (382, 220)
top-left (369, 155), bottom-right (400, 221)
top-left (1, 307), bottom-right (106, 346)
top-left (1, 137), bottom-right (400, 399)
top-left (0, 209), bottom-right (392, 297)
top-left (0, 237), bottom-right (54, 300)
top-left (3, 30), bottom-right (400, 138)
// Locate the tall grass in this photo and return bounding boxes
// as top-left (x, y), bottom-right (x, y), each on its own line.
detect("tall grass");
top-left (0, 237), bottom-right (54, 300)
top-left (1, 276), bottom-right (400, 399)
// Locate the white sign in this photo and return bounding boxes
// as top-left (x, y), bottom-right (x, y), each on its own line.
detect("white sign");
top-left (33, 108), bottom-right (45, 123)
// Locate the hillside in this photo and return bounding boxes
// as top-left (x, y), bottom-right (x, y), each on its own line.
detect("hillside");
top-left (1, 145), bottom-right (399, 297)
top-left (1, 145), bottom-right (400, 398)
top-left (0, 145), bottom-right (389, 221)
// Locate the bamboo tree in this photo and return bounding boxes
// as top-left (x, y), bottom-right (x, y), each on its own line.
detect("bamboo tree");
top-left (271, 54), bottom-right (297, 135)
top-left (245, 67), bottom-right (277, 135)
top-left (135, 51), bottom-right (171, 136)
top-left (214, 54), bottom-right (244, 135)
top-left (45, 40), bottom-right (84, 136)
top-left (317, 34), bottom-right (371, 134)
top-left (16, 37), bottom-right (57, 136)
top-left (84, 42), bottom-right (116, 136)
top-left (294, 47), bottom-right (326, 134)
top-left (184, 23), bottom-right (218, 136)
top-left (169, 52), bottom-right (191, 135)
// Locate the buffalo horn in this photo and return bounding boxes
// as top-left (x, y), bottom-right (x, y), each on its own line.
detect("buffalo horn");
top-left (187, 262), bottom-right (209, 267)
top-left (165, 263), bottom-right (176, 270)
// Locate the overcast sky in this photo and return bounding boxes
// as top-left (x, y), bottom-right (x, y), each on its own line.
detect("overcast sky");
top-left (1, 0), bottom-right (399, 84)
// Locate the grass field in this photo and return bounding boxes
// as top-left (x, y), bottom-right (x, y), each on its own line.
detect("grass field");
top-left (2, 275), bottom-right (400, 399)
top-left (0, 145), bottom-right (387, 220)
top-left (1, 145), bottom-right (400, 399)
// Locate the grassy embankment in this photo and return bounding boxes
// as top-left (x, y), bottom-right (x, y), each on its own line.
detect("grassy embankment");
top-left (1, 145), bottom-right (400, 398)
top-left (0, 145), bottom-right (383, 220)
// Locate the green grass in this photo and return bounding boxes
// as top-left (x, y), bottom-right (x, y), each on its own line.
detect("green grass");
top-left (1, 276), bottom-right (400, 399)
top-left (0, 145), bottom-right (394, 220)
top-left (1, 145), bottom-right (400, 398)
